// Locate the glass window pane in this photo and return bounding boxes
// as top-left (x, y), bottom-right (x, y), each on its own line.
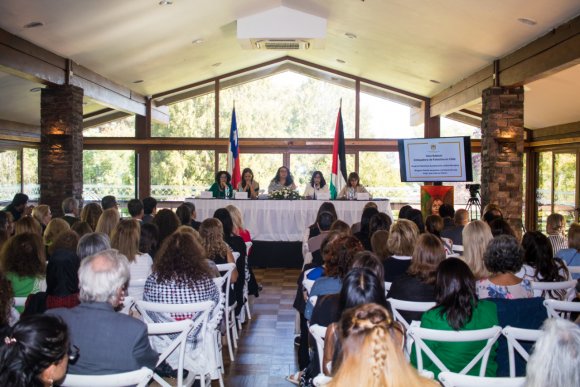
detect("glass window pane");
top-left (359, 152), bottom-right (421, 203)
top-left (554, 153), bottom-right (576, 227)
top-left (150, 150), bottom-right (215, 199)
top-left (446, 153), bottom-right (482, 209)
top-left (83, 150), bottom-right (135, 202)
top-left (440, 117), bottom-right (481, 139)
top-left (84, 116), bottom-right (135, 137)
top-left (219, 70), bottom-right (355, 138)
top-left (0, 150), bottom-right (21, 202)
top-left (359, 90), bottom-right (423, 138)
top-left (23, 148), bottom-right (39, 201)
top-left (290, 154), bottom-right (355, 194)
top-left (536, 152), bottom-right (553, 232)
top-left (152, 87), bottom-right (215, 137)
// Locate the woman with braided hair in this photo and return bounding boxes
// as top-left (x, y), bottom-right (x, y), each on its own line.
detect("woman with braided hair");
top-left (328, 303), bottom-right (436, 387)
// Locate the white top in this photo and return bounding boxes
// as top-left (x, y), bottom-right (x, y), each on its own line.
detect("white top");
top-left (303, 185), bottom-right (330, 198)
top-left (128, 253), bottom-right (153, 300)
top-left (515, 263), bottom-right (574, 300)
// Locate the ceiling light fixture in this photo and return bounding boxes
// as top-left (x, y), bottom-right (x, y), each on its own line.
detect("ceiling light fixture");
top-left (345, 32), bottom-right (357, 39)
top-left (132, 80), bottom-right (144, 84)
top-left (29, 87), bottom-right (42, 92)
top-left (336, 59), bottom-right (346, 64)
top-left (158, 1), bottom-right (173, 5)
top-left (517, 17), bottom-right (537, 26)
top-left (23, 21), bottom-right (44, 29)
top-left (429, 79), bottom-right (441, 84)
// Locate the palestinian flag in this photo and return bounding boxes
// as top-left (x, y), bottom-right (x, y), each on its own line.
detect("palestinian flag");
top-left (330, 107), bottom-right (347, 199)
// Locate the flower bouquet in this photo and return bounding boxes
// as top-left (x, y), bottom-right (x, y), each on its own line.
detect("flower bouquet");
top-left (269, 187), bottom-right (301, 200)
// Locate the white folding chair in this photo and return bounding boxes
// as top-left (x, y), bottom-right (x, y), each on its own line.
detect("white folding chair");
top-left (309, 324), bottom-right (327, 374)
top-left (384, 281), bottom-right (392, 297)
top-left (13, 297), bottom-right (27, 308)
top-left (531, 279), bottom-right (577, 300)
top-left (61, 367), bottom-right (153, 387)
top-left (127, 277), bottom-right (147, 300)
top-left (452, 245), bottom-right (464, 253)
top-left (501, 326), bottom-right (542, 377)
top-left (408, 325), bottom-right (501, 377)
top-left (438, 371), bottom-right (525, 387)
top-left (135, 300), bottom-right (213, 387)
top-left (543, 298), bottom-right (580, 319)
top-left (387, 298), bottom-right (435, 329)
top-left (216, 263), bottom-right (238, 361)
top-left (567, 266), bottom-right (580, 274)
top-left (206, 279), bottom-right (226, 387)
top-left (242, 241), bottom-right (253, 322)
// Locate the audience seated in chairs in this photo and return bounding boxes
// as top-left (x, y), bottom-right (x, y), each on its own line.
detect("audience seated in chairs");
top-left (0, 271), bottom-right (14, 338)
top-left (327, 303), bottom-right (437, 387)
top-left (95, 208), bottom-right (120, 239)
top-left (303, 202), bottom-right (338, 264)
top-left (442, 208), bottom-right (469, 246)
top-left (0, 314), bottom-right (71, 387)
top-left (80, 202), bottom-right (102, 232)
top-left (14, 215), bottom-right (42, 236)
top-left (382, 219), bottom-right (420, 282)
top-left (32, 204), bottom-right (52, 232)
top-left (489, 218), bottom-right (518, 239)
top-left (61, 197), bottom-right (80, 227)
top-left (411, 258), bottom-right (499, 378)
top-left (352, 206), bottom-right (379, 250)
top-left (76, 232), bottom-right (110, 260)
top-left (525, 318), bottom-right (580, 387)
top-left (546, 213), bottom-right (568, 255)
top-left (142, 197), bottom-right (157, 224)
top-left (152, 208), bottom-right (180, 247)
top-left (477, 235), bottom-right (534, 300)
top-left (556, 222), bottom-right (580, 279)
top-left (199, 218), bottom-right (238, 282)
top-left (387, 233), bottom-right (445, 323)
top-left (139, 222), bottom-right (159, 260)
top-left (425, 214), bottom-right (453, 254)
top-left (48, 249), bottom-right (158, 375)
top-left (70, 221), bottom-right (92, 238)
top-left (461, 220), bottom-right (493, 280)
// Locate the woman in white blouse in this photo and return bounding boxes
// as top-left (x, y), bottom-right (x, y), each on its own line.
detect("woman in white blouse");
top-left (303, 171), bottom-right (330, 199)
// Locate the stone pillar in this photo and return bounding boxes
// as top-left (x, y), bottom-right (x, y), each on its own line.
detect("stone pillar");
top-left (40, 85), bottom-right (84, 217)
top-left (481, 86), bottom-right (524, 235)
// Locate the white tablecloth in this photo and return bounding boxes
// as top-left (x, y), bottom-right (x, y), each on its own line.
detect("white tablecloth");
top-left (187, 199), bottom-right (392, 241)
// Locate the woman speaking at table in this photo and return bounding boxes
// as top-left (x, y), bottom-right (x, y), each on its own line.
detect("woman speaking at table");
top-left (303, 171), bottom-right (329, 199)
top-left (209, 171), bottom-right (233, 199)
top-left (237, 168), bottom-right (260, 199)
top-left (268, 166), bottom-right (297, 193)
top-left (337, 172), bottom-right (372, 199)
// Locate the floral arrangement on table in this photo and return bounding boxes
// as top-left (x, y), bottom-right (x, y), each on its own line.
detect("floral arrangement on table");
top-left (269, 187), bottom-right (302, 200)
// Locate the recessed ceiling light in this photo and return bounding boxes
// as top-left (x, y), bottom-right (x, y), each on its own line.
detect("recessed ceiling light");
top-left (192, 39), bottom-right (204, 45)
top-left (345, 32), bottom-right (357, 39)
top-left (132, 80), bottom-right (144, 84)
top-left (212, 62), bottom-right (221, 67)
top-left (158, 1), bottom-right (173, 5)
top-left (23, 21), bottom-right (44, 29)
top-left (429, 79), bottom-right (441, 84)
top-left (336, 59), bottom-right (346, 64)
top-left (29, 87), bottom-right (42, 92)
top-left (517, 17), bottom-right (537, 26)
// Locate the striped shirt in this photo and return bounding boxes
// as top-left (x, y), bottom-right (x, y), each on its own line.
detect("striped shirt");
top-left (548, 234), bottom-right (568, 255)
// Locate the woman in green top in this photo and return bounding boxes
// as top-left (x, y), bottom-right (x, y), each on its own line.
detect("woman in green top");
top-left (411, 257), bottom-right (499, 378)
top-left (208, 171), bottom-right (233, 199)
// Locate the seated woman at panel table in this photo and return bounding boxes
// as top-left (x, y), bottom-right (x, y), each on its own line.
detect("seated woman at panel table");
top-left (337, 172), bottom-right (371, 200)
top-left (237, 168), bottom-right (260, 199)
top-left (267, 166), bottom-right (297, 193)
top-left (303, 171), bottom-right (330, 199)
top-left (208, 171), bottom-right (234, 199)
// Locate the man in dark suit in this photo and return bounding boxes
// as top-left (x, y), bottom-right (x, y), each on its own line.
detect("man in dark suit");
top-left (128, 198), bottom-right (144, 221)
top-left (61, 197), bottom-right (80, 226)
top-left (142, 197), bottom-right (157, 224)
top-left (48, 249), bottom-right (158, 375)
top-left (441, 208), bottom-right (469, 246)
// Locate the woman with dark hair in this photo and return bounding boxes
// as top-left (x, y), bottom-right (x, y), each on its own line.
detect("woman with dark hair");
top-left (369, 212), bottom-right (392, 236)
top-left (337, 172), bottom-right (371, 200)
top-left (70, 221), bottom-right (92, 238)
top-left (208, 170), bottom-right (233, 199)
top-left (0, 314), bottom-right (71, 387)
top-left (387, 233), bottom-right (445, 322)
top-left (237, 168), bottom-right (260, 199)
top-left (152, 209), bottom-right (180, 247)
top-left (140, 222), bottom-right (159, 259)
top-left (412, 258), bottom-right (499, 378)
top-left (489, 218), bottom-right (517, 239)
top-left (0, 271), bottom-right (14, 337)
top-left (303, 171), bottom-right (329, 199)
top-left (477, 235), bottom-right (534, 299)
top-left (425, 214), bottom-right (453, 254)
top-left (398, 205), bottom-right (413, 220)
top-left (353, 207), bottom-right (379, 250)
top-left (407, 208), bottom-right (425, 233)
top-left (1, 233), bottom-right (46, 312)
top-left (518, 231), bottom-right (571, 300)
top-left (175, 204), bottom-right (192, 229)
top-left (268, 166), bottom-right (296, 193)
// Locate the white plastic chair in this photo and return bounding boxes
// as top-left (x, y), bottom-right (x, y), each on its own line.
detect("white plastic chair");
top-left (61, 367), bottom-right (153, 387)
top-left (408, 325), bottom-right (501, 377)
top-left (387, 298), bottom-right (435, 329)
top-left (135, 300), bottom-right (213, 387)
top-left (309, 324), bottom-right (327, 373)
top-left (206, 278), bottom-right (226, 387)
top-left (543, 298), bottom-right (580, 319)
top-left (216, 263), bottom-right (238, 362)
top-left (567, 266), bottom-right (580, 274)
top-left (438, 371), bottom-right (525, 387)
top-left (384, 281), bottom-right (392, 297)
top-left (452, 245), bottom-right (464, 253)
top-left (530, 279), bottom-right (576, 292)
top-left (242, 241), bottom-right (253, 322)
top-left (501, 326), bottom-right (542, 377)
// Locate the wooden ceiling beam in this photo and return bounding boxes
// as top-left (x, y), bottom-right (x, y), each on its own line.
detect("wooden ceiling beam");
top-left (0, 119), bottom-right (40, 142)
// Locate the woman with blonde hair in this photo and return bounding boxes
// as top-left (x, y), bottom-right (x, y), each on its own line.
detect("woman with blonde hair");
top-left (14, 216), bottom-right (42, 236)
top-left (32, 205), bottom-right (52, 230)
top-left (95, 208), bottom-right (120, 238)
top-left (43, 218), bottom-right (70, 251)
top-left (461, 220), bottom-right (493, 279)
top-left (383, 219), bottom-right (419, 282)
top-left (546, 213), bottom-right (568, 255)
top-left (111, 219), bottom-right (152, 300)
top-left (80, 202), bottom-right (102, 232)
top-left (199, 218), bottom-right (237, 282)
top-left (328, 303), bottom-right (436, 387)
top-left (225, 204), bottom-right (251, 243)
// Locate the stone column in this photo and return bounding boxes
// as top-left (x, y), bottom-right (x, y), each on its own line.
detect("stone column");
top-left (481, 86), bottom-right (524, 235)
top-left (40, 85), bottom-right (84, 217)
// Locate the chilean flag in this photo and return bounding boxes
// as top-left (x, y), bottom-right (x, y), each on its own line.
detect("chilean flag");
top-left (227, 108), bottom-right (241, 189)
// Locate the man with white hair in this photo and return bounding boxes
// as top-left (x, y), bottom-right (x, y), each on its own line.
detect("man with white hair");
top-left (48, 249), bottom-right (158, 375)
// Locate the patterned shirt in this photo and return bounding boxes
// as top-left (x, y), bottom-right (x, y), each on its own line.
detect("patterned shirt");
top-left (548, 234), bottom-right (568, 256)
top-left (476, 278), bottom-right (534, 300)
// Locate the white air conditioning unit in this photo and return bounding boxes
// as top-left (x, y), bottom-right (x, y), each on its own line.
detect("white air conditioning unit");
top-left (252, 39), bottom-right (312, 50)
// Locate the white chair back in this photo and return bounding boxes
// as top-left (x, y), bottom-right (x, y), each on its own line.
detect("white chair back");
top-left (567, 266), bottom-right (580, 274)
top-left (530, 279), bottom-right (576, 291)
top-left (543, 298), bottom-right (580, 319)
top-left (245, 241), bottom-right (253, 256)
top-left (309, 324), bottom-right (327, 374)
top-left (438, 371), bottom-right (525, 387)
top-left (384, 281), bottom-right (392, 292)
top-left (216, 263), bottom-right (238, 362)
top-left (501, 326), bottom-right (542, 377)
top-left (232, 251), bottom-right (241, 261)
top-left (61, 367), bottom-right (153, 387)
top-left (13, 297), bottom-right (27, 307)
top-left (408, 325), bottom-right (501, 377)
top-left (387, 298), bottom-right (435, 329)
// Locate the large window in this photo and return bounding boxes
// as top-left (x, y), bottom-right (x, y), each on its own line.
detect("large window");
top-left (440, 117), bottom-right (481, 139)
top-left (83, 150), bottom-right (135, 201)
top-left (218, 71), bottom-right (356, 139)
top-left (0, 150), bottom-right (21, 202)
top-left (84, 116), bottom-right (135, 137)
top-left (150, 150), bottom-right (214, 199)
top-left (23, 148), bottom-right (39, 201)
top-left (359, 152), bottom-right (421, 202)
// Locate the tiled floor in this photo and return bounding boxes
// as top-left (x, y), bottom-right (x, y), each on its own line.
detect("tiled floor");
top-left (219, 268), bottom-right (301, 387)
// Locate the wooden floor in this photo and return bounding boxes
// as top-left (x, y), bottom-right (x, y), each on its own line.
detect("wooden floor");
top-left (219, 268), bottom-right (300, 387)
